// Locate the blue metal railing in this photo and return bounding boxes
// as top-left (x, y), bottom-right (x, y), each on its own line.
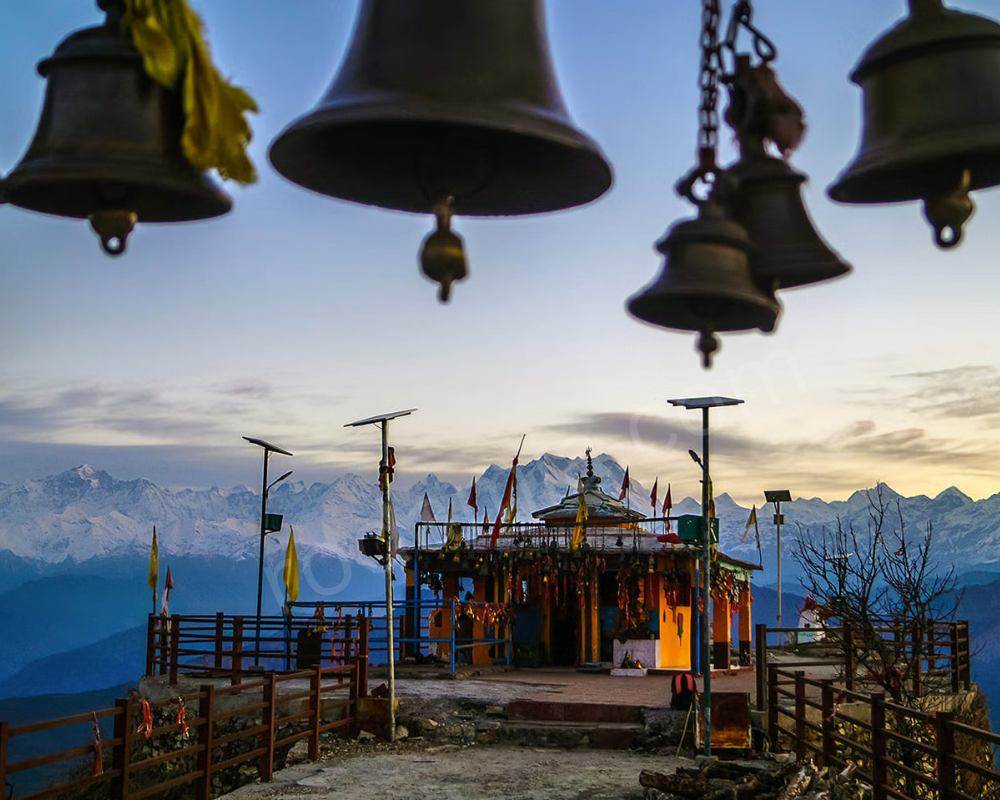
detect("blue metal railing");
top-left (288, 598), bottom-right (511, 675)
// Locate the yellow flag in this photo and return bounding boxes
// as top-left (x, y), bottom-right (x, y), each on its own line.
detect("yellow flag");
top-left (283, 526), bottom-right (300, 603)
top-left (147, 527), bottom-right (159, 593)
top-left (569, 478), bottom-right (588, 551)
top-left (741, 504), bottom-right (758, 543)
top-left (122, 0), bottom-right (258, 184)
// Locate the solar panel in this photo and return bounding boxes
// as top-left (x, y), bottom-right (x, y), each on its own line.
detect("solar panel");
top-left (241, 436), bottom-right (294, 456)
top-left (667, 396), bottom-right (744, 409)
top-left (344, 408), bottom-right (418, 427)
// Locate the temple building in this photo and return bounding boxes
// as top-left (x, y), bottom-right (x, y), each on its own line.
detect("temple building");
top-left (401, 450), bottom-right (759, 673)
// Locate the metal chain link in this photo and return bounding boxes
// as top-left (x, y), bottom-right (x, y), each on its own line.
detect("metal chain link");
top-left (696, 0), bottom-right (722, 171)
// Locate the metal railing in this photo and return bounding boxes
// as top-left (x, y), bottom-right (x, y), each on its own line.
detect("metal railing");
top-left (754, 621), bottom-right (971, 710)
top-left (289, 599), bottom-right (512, 675)
top-left (414, 517), bottom-right (687, 552)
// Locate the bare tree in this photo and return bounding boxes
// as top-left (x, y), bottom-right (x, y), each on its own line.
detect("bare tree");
top-left (793, 484), bottom-right (960, 704)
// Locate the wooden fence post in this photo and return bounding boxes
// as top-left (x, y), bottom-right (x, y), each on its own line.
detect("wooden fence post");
top-left (260, 675), bottom-right (276, 782)
top-left (111, 697), bottom-right (133, 800)
top-left (912, 624), bottom-right (923, 697)
top-left (755, 623), bottom-right (767, 712)
top-left (767, 665), bottom-right (778, 750)
top-left (871, 693), bottom-right (887, 800)
top-left (935, 711), bottom-right (955, 800)
top-left (794, 671), bottom-right (807, 760)
top-left (0, 720), bottom-right (9, 800)
top-left (158, 619), bottom-right (169, 676)
top-left (309, 667), bottom-right (322, 760)
top-left (145, 615), bottom-right (156, 677)
top-left (820, 679), bottom-right (834, 768)
top-left (843, 623), bottom-right (855, 691)
top-left (232, 617), bottom-right (244, 686)
top-left (357, 620), bottom-right (369, 699)
top-left (349, 662), bottom-right (360, 737)
top-left (949, 623), bottom-right (960, 694)
top-left (197, 685), bottom-right (214, 800)
top-left (214, 613), bottom-right (224, 672)
top-left (169, 620), bottom-right (180, 686)
top-left (960, 622), bottom-right (971, 689)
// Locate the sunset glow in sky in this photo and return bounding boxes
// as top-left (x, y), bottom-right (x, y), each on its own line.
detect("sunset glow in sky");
top-left (3, 1), bottom-right (1000, 503)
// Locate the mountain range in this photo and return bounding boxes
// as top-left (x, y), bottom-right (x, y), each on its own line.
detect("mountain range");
top-left (2, 456), bottom-right (997, 578)
top-left (2, 454), bottom-right (1000, 701)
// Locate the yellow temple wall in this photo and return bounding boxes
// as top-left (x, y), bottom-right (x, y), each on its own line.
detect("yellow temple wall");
top-left (657, 558), bottom-right (692, 670)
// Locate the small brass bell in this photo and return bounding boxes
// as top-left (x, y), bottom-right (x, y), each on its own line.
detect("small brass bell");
top-left (3, 0), bottom-right (231, 255)
top-left (829, 0), bottom-right (1000, 248)
top-left (269, 0), bottom-right (612, 297)
top-left (420, 198), bottom-right (468, 302)
top-left (626, 198), bottom-right (781, 368)
top-left (727, 141), bottom-right (851, 289)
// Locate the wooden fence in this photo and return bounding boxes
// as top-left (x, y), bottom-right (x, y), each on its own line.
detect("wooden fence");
top-left (2, 625), bottom-right (368, 800)
top-left (754, 621), bottom-right (971, 711)
top-left (767, 665), bottom-right (999, 800)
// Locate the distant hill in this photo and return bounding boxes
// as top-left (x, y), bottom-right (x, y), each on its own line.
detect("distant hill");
top-left (0, 626), bottom-right (145, 697)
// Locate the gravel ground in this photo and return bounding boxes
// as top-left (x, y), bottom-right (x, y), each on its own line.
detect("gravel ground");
top-left (223, 744), bottom-right (687, 800)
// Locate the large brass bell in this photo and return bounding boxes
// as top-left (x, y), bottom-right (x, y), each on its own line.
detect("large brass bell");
top-left (269, 0), bottom-right (612, 300)
top-left (626, 197), bottom-right (781, 368)
top-left (3, 0), bottom-right (231, 255)
top-left (828, 0), bottom-right (1000, 248)
top-left (727, 141), bottom-right (851, 289)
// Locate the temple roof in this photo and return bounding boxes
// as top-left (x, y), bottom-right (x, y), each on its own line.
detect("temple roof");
top-left (531, 448), bottom-right (644, 523)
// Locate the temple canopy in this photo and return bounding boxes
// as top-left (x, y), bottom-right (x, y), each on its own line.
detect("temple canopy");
top-left (531, 448), bottom-right (644, 525)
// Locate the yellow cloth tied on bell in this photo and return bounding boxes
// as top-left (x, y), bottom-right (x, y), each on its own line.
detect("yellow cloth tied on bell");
top-left (123, 0), bottom-right (258, 184)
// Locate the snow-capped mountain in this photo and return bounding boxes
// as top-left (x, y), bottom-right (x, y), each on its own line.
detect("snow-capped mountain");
top-left (2, 460), bottom-right (999, 578)
top-left (0, 455), bottom-right (649, 564)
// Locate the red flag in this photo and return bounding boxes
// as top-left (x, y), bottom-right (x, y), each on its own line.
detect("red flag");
top-left (663, 483), bottom-right (673, 532)
top-left (650, 478), bottom-right (658, 512)
top-left (490, 459), bottom-right (518, 547)
top-left (159, 565), bottom-right (174, 617)
top-left (377, 447), bottom-right (396, 491)
top-left (467, 477), bottom-right (478, 517)
top-left (618, 467), bottom-right (630, 501)
top-left (482, 509), bottom-right (490, 533)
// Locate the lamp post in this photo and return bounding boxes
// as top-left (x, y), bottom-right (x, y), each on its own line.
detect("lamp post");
top-left (243, 436), bottom-right (293, 668)
top-left (764, 490), bottom-right (792, 627)
top-left (668, 396), bottom-right (744, 755)
top-left (345, 408), bottom-right (416, 742)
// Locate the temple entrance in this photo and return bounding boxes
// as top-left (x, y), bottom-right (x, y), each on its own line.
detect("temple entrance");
top-left (551, 578), bottom-right (580, 666)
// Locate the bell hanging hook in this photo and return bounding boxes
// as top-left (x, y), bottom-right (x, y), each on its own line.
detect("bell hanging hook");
top-left (88, 209), bottom-right (137, 256)
top-left (924, 169), bottom-right (975, 250)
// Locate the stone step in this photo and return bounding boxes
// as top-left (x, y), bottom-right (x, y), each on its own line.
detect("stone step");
top-left (505, 699), bottom-right (645, 724)
top-left (499, 719), bottom-right (644, 750)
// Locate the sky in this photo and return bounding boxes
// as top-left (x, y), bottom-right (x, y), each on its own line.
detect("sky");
top-left (3, 1), bottom-right (1000, 504)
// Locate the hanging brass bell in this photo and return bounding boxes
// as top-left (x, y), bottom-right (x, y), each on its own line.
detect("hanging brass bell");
top-left (727, 140), bottom-right (851, 289)
top-left (3, 0), bottom-right (231, 256)
top-left (626, 198), bottom-right (781, 368)
top-left (828, 0), bottom-right (1000, 248)
top-left (269, 0), bottom-right (612, 298)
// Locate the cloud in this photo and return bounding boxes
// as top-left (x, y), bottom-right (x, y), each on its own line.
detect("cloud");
top-left (541, 412), bottom-right (785, 460)
top-left (889, 365), bottom-right (1000, 423)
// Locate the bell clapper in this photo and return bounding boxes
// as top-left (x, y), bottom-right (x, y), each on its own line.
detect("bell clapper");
top-left (419, 196), bottom-right (468, 303)
top-left (697, 330), bottom-right (720, 369)
top-left (924, 169), bottom-right (975, 250)
top-left (88, 209), bottom-right (138, 256)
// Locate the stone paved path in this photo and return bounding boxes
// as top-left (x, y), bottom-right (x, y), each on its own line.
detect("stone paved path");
top-left (223, 745), bottom-right (687, 800)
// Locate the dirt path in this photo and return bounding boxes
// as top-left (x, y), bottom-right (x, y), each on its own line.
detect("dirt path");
top-left (224, 745), bottom-right (686, 800)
